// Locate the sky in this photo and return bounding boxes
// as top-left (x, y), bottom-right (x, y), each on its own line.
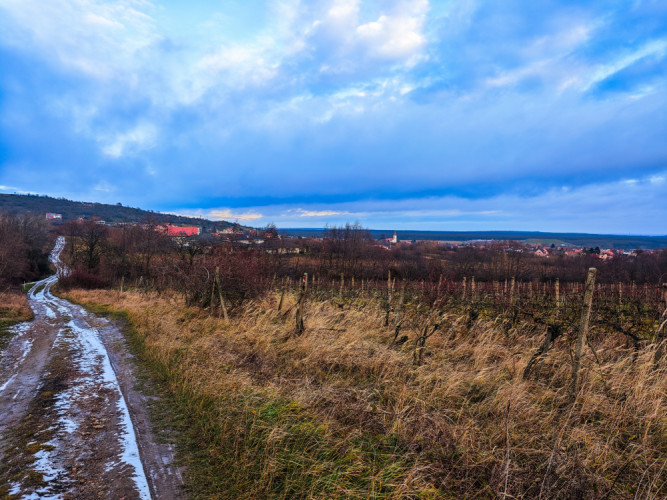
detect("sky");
top-left (0, 0), bottom-right (666, 234)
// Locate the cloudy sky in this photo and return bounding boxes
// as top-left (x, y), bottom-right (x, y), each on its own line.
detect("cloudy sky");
top-left (0, 0), bottom-right (666, 233)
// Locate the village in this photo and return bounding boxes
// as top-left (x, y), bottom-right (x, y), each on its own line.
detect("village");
top-left (43, 212), bottom-right (652, 259)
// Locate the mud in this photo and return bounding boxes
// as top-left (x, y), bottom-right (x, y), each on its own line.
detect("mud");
top-left (0, 237), bottom-right (183, 499)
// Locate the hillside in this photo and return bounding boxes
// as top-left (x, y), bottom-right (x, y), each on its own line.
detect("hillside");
top-left (0, 193), bottom-right (233, 232)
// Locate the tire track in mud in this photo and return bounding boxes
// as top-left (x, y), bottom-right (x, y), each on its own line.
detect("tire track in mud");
top-left (0, 237), bottom-right (183, 499)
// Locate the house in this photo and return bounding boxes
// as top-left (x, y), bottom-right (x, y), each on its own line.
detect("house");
top-left (600, 249), bottom-right (615, 260)
top-left (534, 248), bottom-right (549, 257)
top-left (166, 225), bottom-right (200, 237)
top-left (45, 213), bottom-right (62, 220)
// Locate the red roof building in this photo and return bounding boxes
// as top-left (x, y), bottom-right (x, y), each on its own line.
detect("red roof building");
top-left (167, 225), bottom-right (200, 237)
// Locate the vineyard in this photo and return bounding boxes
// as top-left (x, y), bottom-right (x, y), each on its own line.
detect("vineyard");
top-left (63, 260), bottom-right (667, 498)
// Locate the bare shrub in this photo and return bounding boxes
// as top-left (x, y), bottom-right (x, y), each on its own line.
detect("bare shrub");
top-left (59, 268), bottom-right (110, 290)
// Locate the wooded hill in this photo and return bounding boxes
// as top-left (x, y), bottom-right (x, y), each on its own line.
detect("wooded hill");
top-left (0, 194), bottom-right (233, 232)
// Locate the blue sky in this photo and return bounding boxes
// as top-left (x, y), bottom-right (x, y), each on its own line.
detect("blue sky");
top-left (0, 0), bottom-right (666, 233)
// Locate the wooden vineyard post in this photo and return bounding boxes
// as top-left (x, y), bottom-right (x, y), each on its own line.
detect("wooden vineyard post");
top-left (388, 270), bottom-right (392, 300)
top-left (215, 267), bottom-right (229, 321)
top-left (510, 277), bottom-right (515, 304)
top-left (339, 273), bottom-right (344, 300)
top-left (555, 278), bottom-right (560, 309)
top-left (652, 284), bottom-right (667, 365)
top-left (462, 277), bottom-right (467, 300)
top-left (278, 281), bottom-right (286, 312)
top-left (385, 270), bottom-right (392, 326)
top-left (295, 272), bottom-right (308, 335)
top-left (390, 281), bottom-right (406, 346)
top-left (209, 269), bottom-right (217, 315)
top-left (569, 267), bottom-right (597, 401)
top-left (657, 283), bottom-right (667, 339)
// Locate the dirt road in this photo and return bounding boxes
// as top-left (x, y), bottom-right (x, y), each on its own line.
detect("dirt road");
top-left (0, 237), bottom-right (183, 499)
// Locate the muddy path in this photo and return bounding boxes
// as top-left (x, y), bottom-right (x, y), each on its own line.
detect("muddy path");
top-left (0, 237), bottom-right (183, 499)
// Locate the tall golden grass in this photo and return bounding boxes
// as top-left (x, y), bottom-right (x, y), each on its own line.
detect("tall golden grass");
top-left (0, 292), bottom-right (33, 328)
top-left (66, 288), bottom-right (667, 498)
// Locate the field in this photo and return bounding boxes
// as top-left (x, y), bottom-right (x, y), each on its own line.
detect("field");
top-left (64, 276), bottom-right (667, 498)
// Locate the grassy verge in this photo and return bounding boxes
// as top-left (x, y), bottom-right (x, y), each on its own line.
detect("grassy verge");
top-left (63, 288), bottom-right (667, 498)
top-left (67, 298), bottom-right (427, 499)
top-left (0, 292), bottom-right (34, 348)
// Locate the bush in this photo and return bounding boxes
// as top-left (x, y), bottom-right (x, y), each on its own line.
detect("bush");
top-left (59, 268), bottom-right (110, 290)
top-left (211, 249), bottom-right (273, 311)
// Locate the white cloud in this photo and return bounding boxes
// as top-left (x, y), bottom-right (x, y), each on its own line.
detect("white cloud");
top-left (208, 209), bottom-right (263, 221)
top-left (296, 209), bottom-right (350, 217)
top-left (0, 184), bottom-right (30, 194)
top-left (101, 122), bottom-right (158, 158)
top-left (326, 0), bottom-right (360, 28)
top-left (356, 5), bottom-right (427, 61)
top-left (191, 43), bottom-right (279, 101)
top-left (93, 181), bottom-right (114, 192)
top-left (582, 39), bottom-right (667, 91)
top-left (189, 171), bottom-right (667, 234)
top-left (0, 0), bottom-right (159, 80)
top-left (484, 22), bottom-right (596, 92)
top-left (310, 0), bottom-right (429, 67)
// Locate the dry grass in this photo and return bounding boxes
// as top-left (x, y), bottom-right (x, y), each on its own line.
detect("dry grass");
top-left (0, 292), bottom-right (33, 329)
top-left (65, 288), bottom-right (667, 499)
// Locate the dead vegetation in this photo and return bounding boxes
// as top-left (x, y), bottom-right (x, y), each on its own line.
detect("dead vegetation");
top-left (64, 282), bottom-right (667, 499)
top-left (0, 292), bottom-right (33, 331)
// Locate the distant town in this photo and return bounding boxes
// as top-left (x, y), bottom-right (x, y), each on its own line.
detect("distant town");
top-left (43, 212), bottom-right (662, 259)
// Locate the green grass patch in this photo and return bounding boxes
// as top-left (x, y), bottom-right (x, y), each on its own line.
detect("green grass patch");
top-left (22, 282), bottom-right (37, 293)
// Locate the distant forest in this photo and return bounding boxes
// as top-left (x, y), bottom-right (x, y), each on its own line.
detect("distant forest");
top-left (0, 194), bottom-right (233, 232)
top-left (285, 228), bottom-right (667, 250)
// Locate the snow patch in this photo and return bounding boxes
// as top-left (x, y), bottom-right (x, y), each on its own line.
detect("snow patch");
top-left (12, 236), bottom-right (152, 499)
top-left (64, 319), bottom-right (151, 499)
top-left (0, 374), bottom-right (17, 393)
